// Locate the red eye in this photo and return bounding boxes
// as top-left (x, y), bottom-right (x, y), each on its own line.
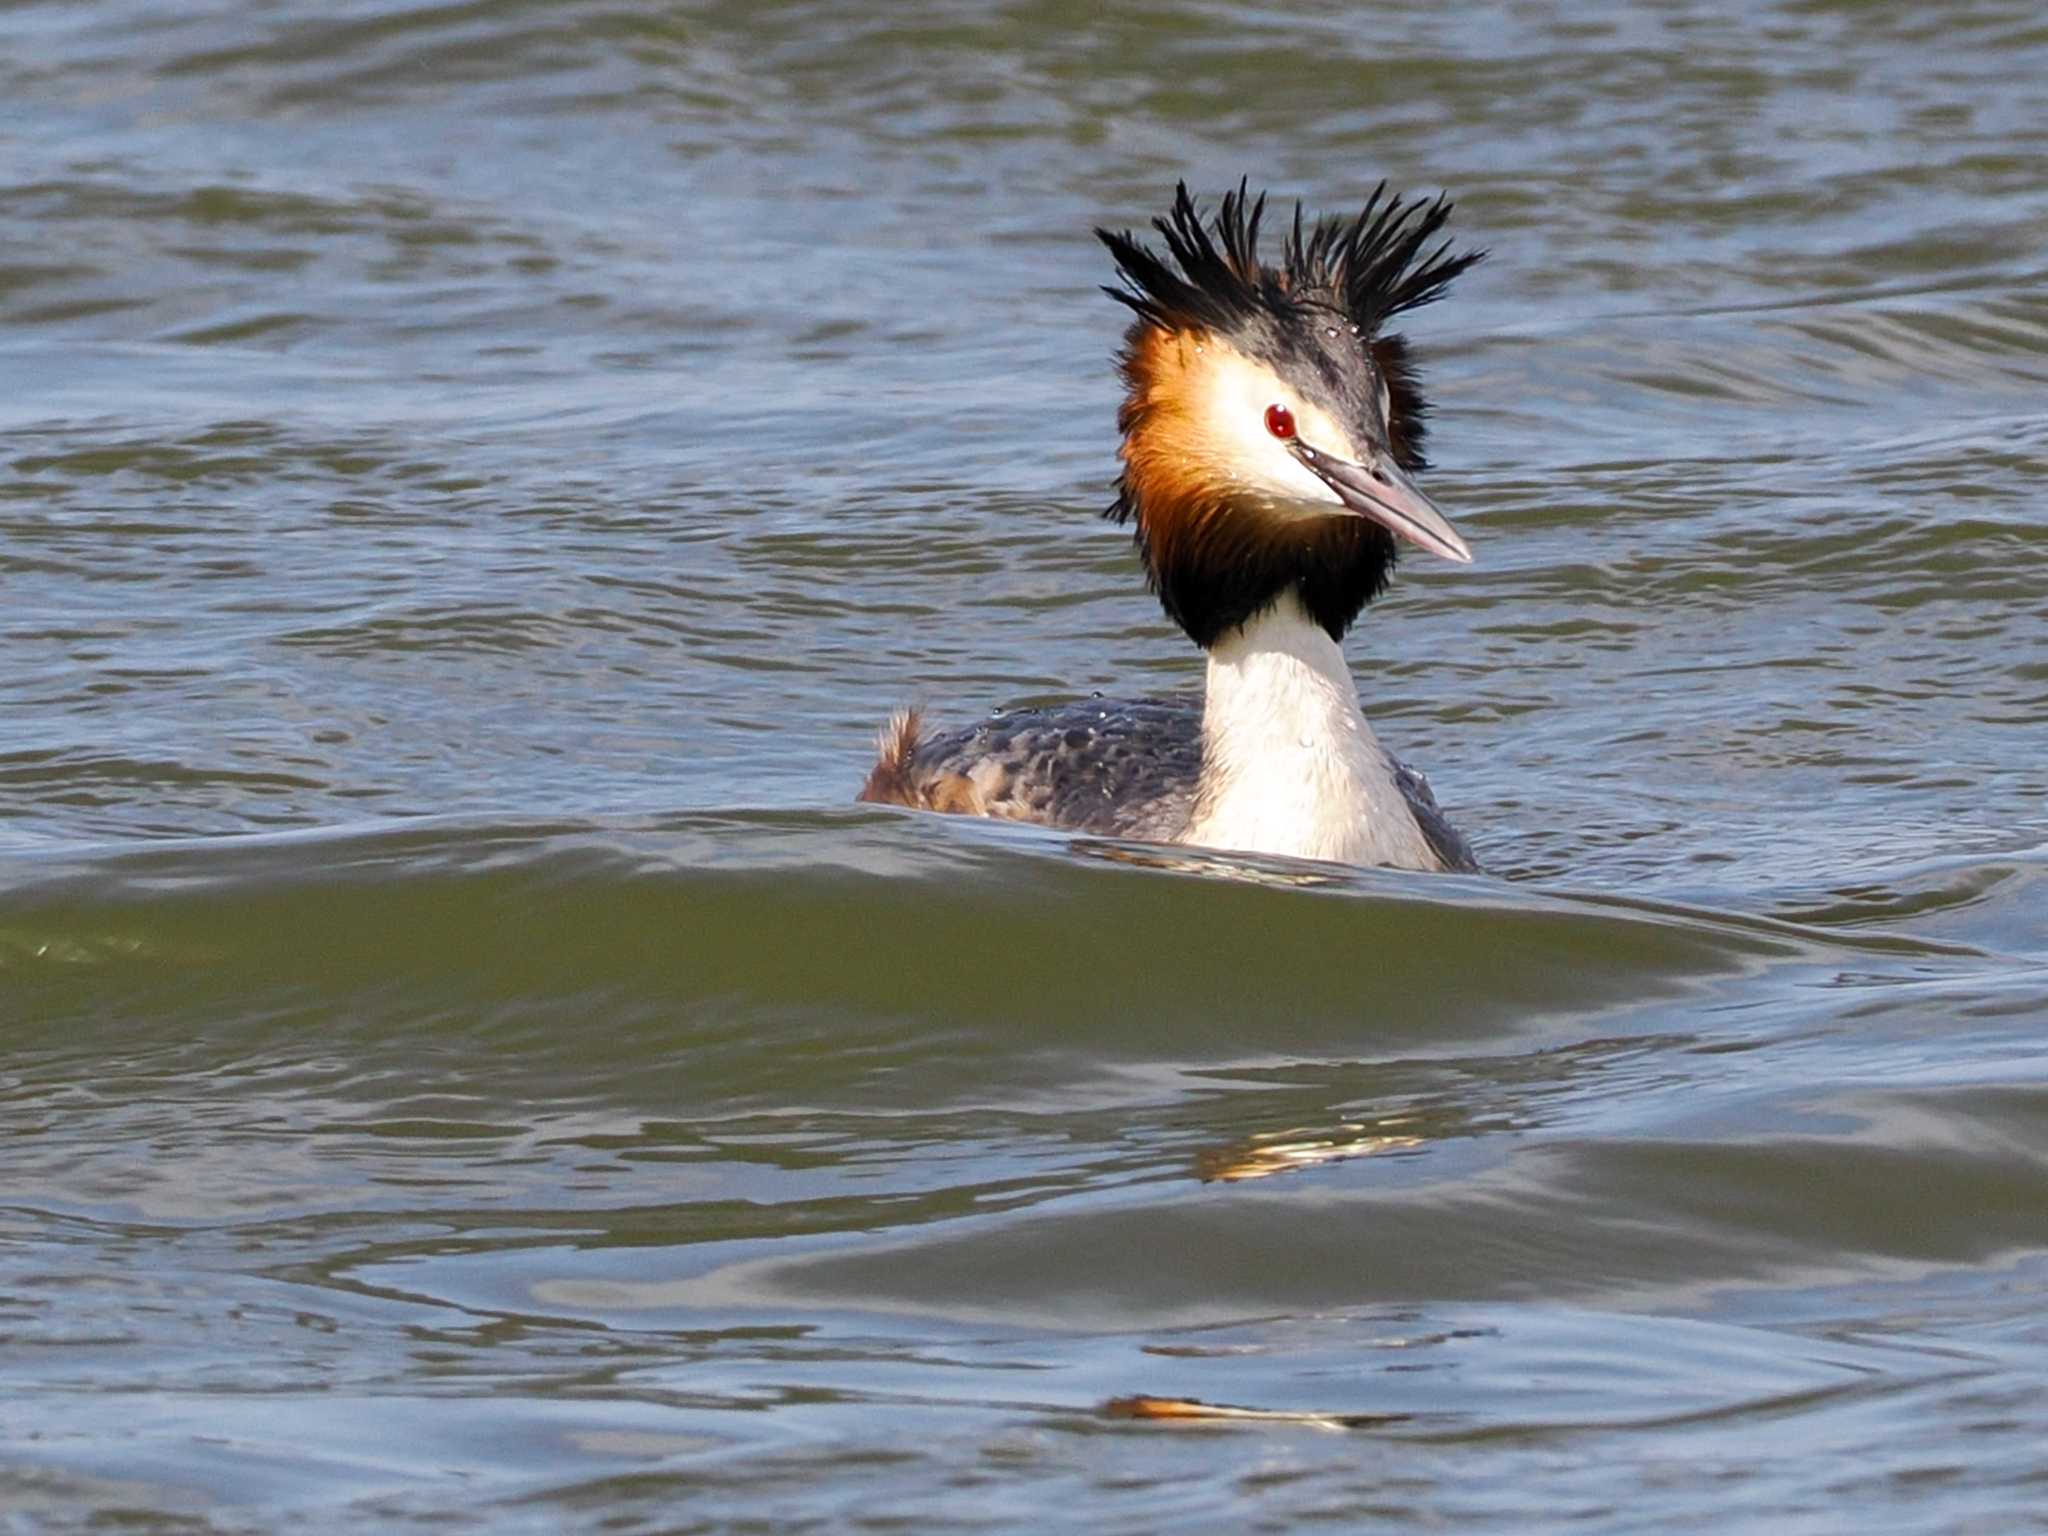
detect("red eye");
top-left (1264, 404), bottom-right (1296, 440)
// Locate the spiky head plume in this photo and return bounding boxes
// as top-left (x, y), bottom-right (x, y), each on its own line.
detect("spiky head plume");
top-left (1099, 179), bottom-right (1480, 353)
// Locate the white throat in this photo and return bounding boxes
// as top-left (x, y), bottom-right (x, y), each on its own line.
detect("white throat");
top-left (1180, 592), bottom-right (1437, 869)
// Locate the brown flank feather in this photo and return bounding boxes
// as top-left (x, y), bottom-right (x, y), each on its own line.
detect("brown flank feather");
top-left (856, 707), bottom-right (924, 807)
top-left (858, 707), bottom-right (985, 814)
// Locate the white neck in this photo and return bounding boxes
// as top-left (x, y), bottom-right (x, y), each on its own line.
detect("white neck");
top-left (1180, 592), bottom-right (1438, 869)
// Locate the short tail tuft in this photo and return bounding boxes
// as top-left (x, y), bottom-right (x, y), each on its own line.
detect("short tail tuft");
top-left (856, 706), bottom-right (924, 806)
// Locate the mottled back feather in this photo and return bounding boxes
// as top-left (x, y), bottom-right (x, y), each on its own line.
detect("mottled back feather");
top-left (860, 697), bottom-right (1478, 873)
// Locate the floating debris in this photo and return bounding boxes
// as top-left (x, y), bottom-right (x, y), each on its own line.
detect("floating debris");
top-left (1197, 1126), bottom-right (1424, 1183)
top-left (1103, 1396), bottom-right (1405, 1431)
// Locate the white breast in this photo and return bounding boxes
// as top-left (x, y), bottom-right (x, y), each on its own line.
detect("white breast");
top-left (1179, 593), bottom-right (1438, 870)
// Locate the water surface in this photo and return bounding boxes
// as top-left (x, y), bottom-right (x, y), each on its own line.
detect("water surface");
top-left (4, 1), bottom-right (2048, 1530)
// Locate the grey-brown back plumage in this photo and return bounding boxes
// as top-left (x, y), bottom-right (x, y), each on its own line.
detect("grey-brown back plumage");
top-left (859, 696), bottom-right (1478, 873)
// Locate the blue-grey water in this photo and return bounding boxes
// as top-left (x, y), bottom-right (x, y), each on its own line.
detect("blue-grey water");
top-left (4, 2), bottom-right (2047, 1530)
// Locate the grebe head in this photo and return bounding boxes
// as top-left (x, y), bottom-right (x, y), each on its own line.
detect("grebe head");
top-left (1098, 181), bottom-right (1483, 648)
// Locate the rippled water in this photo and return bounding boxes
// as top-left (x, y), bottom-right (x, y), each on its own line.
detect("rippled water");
top-left (5, 1), bottom-right (2047, 1530)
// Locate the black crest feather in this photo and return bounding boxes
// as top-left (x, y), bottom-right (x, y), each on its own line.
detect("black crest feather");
top-left (1097, 179), bottom-right (1483, 341)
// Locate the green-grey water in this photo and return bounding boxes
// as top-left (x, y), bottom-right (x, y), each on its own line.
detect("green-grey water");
top-left (4, 2), bottom-right (2048, 1530)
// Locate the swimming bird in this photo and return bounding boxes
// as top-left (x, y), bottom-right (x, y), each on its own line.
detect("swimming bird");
top-left (859, 181), bottom-right (1483, 872)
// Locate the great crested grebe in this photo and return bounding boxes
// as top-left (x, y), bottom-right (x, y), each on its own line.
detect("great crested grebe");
top-left (859, 181), bottom-right (1484, 872)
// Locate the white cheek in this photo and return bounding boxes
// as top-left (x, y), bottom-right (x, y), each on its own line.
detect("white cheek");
top-left (1247, 424), bottom-right (1339, 503)
top-left (1207, 376), bottom-right (1340, 505)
